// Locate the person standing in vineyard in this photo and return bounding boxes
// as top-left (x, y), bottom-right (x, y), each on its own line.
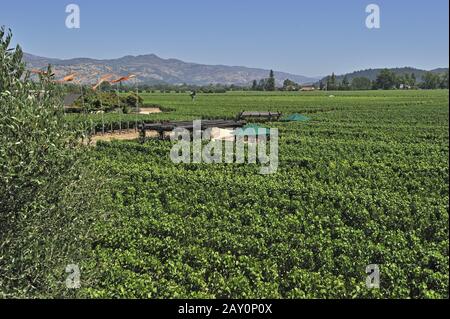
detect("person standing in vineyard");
top-left (190, 90), bottom-right (197, 101)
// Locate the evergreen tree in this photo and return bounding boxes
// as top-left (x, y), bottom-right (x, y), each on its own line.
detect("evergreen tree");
top-left (328, 72), bottom-right (337, 90)
top-left (251, 80), bottom-right (258, 91)
top-left (319, 80), bottom-right (325, 90)
top-left (341, 75), bottom-right (350, 90)
top-left (266, 70), bottom-right (276, 91)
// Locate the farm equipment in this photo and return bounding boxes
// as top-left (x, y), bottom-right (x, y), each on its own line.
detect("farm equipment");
top-left (237, 111), bottom-right (282, 122)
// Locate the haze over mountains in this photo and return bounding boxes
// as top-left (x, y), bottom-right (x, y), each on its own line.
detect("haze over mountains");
top-left (23, 53), bottom-right (319, 86)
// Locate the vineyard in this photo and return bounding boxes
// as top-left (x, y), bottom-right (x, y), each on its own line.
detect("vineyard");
top-left (76, 90), bottom-right (449, 299)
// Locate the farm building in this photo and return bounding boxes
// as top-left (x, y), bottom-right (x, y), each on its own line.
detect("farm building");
top-left (63, 93), bottom-right (82, 113)
top-left (300, 86), bottom-right (316, 91)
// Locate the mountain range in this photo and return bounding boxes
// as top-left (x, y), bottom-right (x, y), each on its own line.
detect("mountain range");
top-left (23, 53), bottom-right (319, 86)
top-left (23, 53), bottom-right (448, 87)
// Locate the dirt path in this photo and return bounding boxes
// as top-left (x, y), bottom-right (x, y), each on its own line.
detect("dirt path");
top-left (88, 129), bottom-right (161, 145)
top-left (89, 130), bottom-right (140, 145)
top-left (139, 107), bottom-right (162, 114)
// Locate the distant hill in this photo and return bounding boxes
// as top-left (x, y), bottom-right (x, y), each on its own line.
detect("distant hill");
top-left (23, 53), bottom-right (319, 86)
top-left (321, 67), bottom-right (449, 83)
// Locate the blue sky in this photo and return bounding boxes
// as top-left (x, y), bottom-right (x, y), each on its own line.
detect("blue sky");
top-left (0, 0), bottom-right (448, 76)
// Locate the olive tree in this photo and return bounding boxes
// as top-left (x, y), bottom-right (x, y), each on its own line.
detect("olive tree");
top-left (0, 27), bottom-right (105, 298)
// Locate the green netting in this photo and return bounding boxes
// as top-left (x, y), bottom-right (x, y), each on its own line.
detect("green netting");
top-left (281, 113), bottom-right (311, 122)
top-left (234, 124), bottom-right (271, 136)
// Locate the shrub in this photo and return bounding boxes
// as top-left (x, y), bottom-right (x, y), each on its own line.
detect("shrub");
top-left (0, 27), bottom-right (106, 298)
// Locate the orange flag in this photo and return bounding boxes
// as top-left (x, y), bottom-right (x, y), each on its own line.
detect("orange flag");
top-left (55, 73), bottom-right (77, 83)
top-left (110, 74), bottom-right (136, 84)
top-left (92, 74), bottom-right (113, 91)
top-left (62, 73), bottom-right (77, 82)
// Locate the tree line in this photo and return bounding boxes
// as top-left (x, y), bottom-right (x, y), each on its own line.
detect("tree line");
top-left (251, 70), bottom-right (276, 91)
top-left (64, 68), bottom-right (448, 93)
top-left (320, 69), bottom-right (449, 91)
top-left (98, 80), bottom-right (251, 94)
